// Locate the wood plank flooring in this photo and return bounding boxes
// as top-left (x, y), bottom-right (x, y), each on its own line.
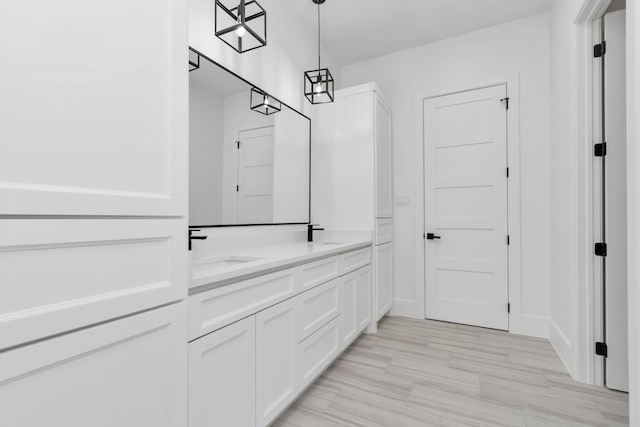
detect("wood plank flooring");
top-left (274, 316), bottom-right (629, 427)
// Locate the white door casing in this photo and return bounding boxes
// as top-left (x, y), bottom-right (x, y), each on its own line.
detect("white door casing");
top-left (237, 127), bottom-right (274, 224)
top-left (424, 85), bottom-right (509, 331)
top-left (603, 9), bottom-right (628, 393)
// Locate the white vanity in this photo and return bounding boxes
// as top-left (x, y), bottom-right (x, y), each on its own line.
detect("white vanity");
top-left (188, 237), bottom-right (373, 427)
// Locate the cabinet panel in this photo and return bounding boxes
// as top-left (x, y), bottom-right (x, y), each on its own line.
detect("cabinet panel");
top-left (298, 256), bottom-right (340, 291)
top-left (0, 219), bottom-right (187, 350)
top-left (0, 0), bottom-right (187, 216)
top-left (375, 243), bottom-right (393, 320)
top-left (299, 317), bottom-right (341, 390)
top-left (256, 298), bottom-right (298, 427)
top-left (298, 278), bottom-right (340, 342)
top-left (340, 271), bottom-right (358, 350)
top-left (189, 268), bottom-right (296, 340)
top-left (355, 266), bottom-right (373, 331)
top-left (0, 302), bottom-right (187, 427)
top-left (375, 218), bottom-right (393, 245)
top-left (189, 317), bottom-right (255, 427)
top-left (375, 96), bottom-right (393, 218)
top-left (341, 247), bottom-right (372, 275)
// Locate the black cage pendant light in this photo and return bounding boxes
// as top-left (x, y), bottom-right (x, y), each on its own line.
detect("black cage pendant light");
top-left (304, 0), bottom-right (334, 104)
top-left (215, 0), bottom-right (267, 53)
top-left (250, 88), bottom-right (281, 115)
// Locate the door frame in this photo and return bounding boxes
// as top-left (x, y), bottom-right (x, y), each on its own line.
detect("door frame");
top-left (573, 0), bottom-right (614, 386)
top-left (413, 73), bottom-right (532, 336)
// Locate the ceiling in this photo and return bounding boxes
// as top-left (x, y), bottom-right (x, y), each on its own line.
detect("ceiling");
top-left (286, 0), bottom-right (551, 66)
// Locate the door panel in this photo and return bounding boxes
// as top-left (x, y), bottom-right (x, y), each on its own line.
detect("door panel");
top-left (0, 303), bottom-right (187, 427)
top-left (0, 0), bottom-right (187, 216)
top-left (424, 85), bottom-right (508, 330)
top-left (237, 127), bottom-right (274, 224)
top-left (603, 9), bottom-right (628, 392)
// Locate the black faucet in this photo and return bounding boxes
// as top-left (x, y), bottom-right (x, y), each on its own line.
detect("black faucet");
top-left (188, 229), bottom-right (208, 251)
top-left (307, 224), bottom-right (324, 242)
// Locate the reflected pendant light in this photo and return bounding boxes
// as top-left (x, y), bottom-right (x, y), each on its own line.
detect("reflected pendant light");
top-left (188, 49), bottom-right (200, 72)
top-left (304, 0), bottom-right (334, 104)
top-left (250, 88), bottom-right (281, 115)
top-left (215, 0), bottom-right (267, 53)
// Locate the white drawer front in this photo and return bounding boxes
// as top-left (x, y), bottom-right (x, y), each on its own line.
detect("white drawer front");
top-left (0, 219), bottom-right (186, 351)
top-left (189, 268), bottom-right (296, 340)
top-left (375, 218), bottom-right (393, 245)
top-left (297, 278), bottom-right (340, 342)
top-left (298, 317), bottom-right (341, 390)
top-left (298, 256), bottom-right (340, 291)
top-left (340, 247), bottom-right (372, 275)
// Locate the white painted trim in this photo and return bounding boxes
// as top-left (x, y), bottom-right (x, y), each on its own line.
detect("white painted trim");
top-left (573, 0), bottom-right (613, 385)
top-left (412, 72), bottom-right (529, 335)
top-left (550, 318), bottom-right (575, 374)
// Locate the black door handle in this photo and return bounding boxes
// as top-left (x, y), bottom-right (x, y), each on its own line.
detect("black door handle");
top-left (426, 233), bottom-right (441, 240)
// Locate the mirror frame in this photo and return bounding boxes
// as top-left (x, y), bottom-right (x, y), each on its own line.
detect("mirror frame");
top-left (188, 47), bottom-right (311, 228)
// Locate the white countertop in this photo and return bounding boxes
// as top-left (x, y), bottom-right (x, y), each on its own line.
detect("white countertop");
top-left (190, 239), bottom-right (372, 291)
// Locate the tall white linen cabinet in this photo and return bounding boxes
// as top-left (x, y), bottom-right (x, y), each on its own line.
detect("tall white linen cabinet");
top-left (0, 1), bottom-right (189, 426)
top-left (314, 83), bottom-right (393, 329)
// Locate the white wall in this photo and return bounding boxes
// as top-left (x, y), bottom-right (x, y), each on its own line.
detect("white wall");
top-left (189, 0), bottom-right (341, 113)
top-left (189, 81), bottom-right (225, 225)
top-left (627, 2), bottom-right (639, 424)
top-left (341, 13), bottom-right (551, 338)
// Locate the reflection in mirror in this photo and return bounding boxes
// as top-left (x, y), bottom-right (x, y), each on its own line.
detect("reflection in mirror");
top-left (188, 49), bottom-right (311, 227)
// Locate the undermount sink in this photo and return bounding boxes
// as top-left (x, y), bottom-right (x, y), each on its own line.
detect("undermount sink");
top-left (195, 255), bottom-right (264, 270)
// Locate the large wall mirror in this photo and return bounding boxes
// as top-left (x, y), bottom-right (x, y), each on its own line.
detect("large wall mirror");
top-left (188, 48), bottom-right (311, 227)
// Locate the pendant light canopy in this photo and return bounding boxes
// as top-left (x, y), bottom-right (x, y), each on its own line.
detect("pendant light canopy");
top-left (304, 0), bottom-right (334, 104)
top-left (250, 88), bottom-right (281, 115)
top-left (215, 0), bottom-right (266, 53)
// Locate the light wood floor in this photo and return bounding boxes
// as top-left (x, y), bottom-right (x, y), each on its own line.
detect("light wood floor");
top-left (274, 316), bottom-right (629, 427)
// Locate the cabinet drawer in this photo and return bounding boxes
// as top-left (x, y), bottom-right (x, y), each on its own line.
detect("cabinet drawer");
top-left (340, 247), bottom-right (372, 275)
top-left (188, 268), bottom-right (296, 340)
top-left (298, 317), bottom-right (341, 390)
top-left (375, 218), bottom-right (393, 245)
top-left (298, 256), bottom-right (340, 291)
top-left (0, 219), bottom-right (186, 351)
top-left (297, 278), bottom-right (340, 342)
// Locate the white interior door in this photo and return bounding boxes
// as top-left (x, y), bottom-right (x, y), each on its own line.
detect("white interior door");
top-left (237, 127), bottom-right (274, 224)
top-left (424, 85), bottom-right (509, 330)
top-left (603, 9), bottom-right (628, 392)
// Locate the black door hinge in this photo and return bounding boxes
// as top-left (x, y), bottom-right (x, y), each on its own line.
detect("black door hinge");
top-left (595, 243), bottom-right (607, 256)
top-left (507, 235), bottom-right (510, 245)
top-left (595, 342), bottom-right (608, 357)
top-left (508, 303), bottom-right (511, 314)
top-left (594, 42), bottom-right (606, 58)
top-left (500, 97), bottom-right (510, 110)
top-left (236, 185), bottom-right (239, 192)
top-left (506, 167), bottom-right (510, 178)
top-left (236, 141), bottom-right (240, 149)
top-left (595, 142), bottom-right (607, 157)
top-left (423, 233), bottom-right (426, 239)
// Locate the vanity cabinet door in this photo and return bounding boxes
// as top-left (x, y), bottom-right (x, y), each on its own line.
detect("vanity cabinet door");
top-left (255, 298), bottom-right (299, 427)
top-left (189, 317), bottom-right (256, 427)
top-left (375, 95), bottom-right (393, 219)
top-left (355, 265), bottom-right (373, 331)
top-left (375, 243), bottom-right (393, 320)
top-left (0, 303), bottom-right (187, 427)
top-left (0, 0), bottom-right (188, 216)
top-left (340, 270), bottom-right (358, 350)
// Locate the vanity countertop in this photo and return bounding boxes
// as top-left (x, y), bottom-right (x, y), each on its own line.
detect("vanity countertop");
top-left (190, 239), bottom-right (372, 291)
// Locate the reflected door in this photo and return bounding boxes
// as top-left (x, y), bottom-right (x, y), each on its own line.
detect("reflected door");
top-left (424, 85), bottom-right (508, 330)
top-left (237, 127), bottom-right (274, 224)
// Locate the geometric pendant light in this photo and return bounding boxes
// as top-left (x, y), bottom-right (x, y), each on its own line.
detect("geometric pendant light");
top-left (215, 0), bottom-right (267, 53)
top-left (250, 88), bottom-right (281, 115)
top-left (304, 0), bottom-right (334, 104)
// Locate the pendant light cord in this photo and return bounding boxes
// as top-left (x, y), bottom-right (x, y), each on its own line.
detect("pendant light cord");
top-left (317, 1), bottom-right (321, 71)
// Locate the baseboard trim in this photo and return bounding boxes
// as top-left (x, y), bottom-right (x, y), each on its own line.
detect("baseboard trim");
top-left (509, 314), bottom-right (550, 339)
top-left (549, 318), bottom-right (575, 377)
top-left (390, 298), bottom-right (424, 319)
